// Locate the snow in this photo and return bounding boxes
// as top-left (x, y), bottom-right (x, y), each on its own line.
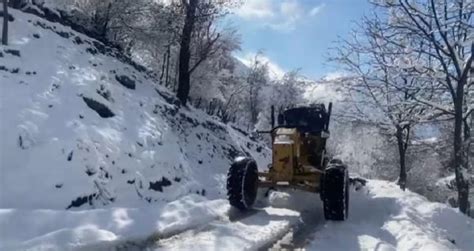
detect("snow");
top-left (0, 190), bottom-right (303, 251)
top-left (2, 179), bottom-right (472, 250)
top-left (2, 7), bottom-right (474, 251)
top-left (307, 180), bottom-right (474, 251)
top-left (0, 195), bottom-right (227, 251)
top-left (0, 9), bottom-right (270, 210)
top-left (153, 207), bottom-right (299, 251)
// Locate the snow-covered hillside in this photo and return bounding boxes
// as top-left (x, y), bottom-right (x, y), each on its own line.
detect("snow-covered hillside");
top-left (0, 8), bottom-right (269, 210)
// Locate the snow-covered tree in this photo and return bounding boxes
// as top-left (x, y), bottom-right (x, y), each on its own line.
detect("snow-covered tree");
top-left (246, 52), bottom-right (269, 129)
top-left (272, 70), bottom-right (303, 110)
top-left (189, 28), bottom-right (241, 105)
top-left (74, 0), bottom-right (150, 41)
top-left (373, 0), bottom-right (473, 215)
top-left (331, 14), bottom-right (426, 190)
top-left (176, 0), bottom-right (239, 105)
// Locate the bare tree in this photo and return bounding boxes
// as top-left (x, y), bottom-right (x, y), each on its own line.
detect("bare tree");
top-left (373, 0), bottom-right (473, 215)
top-left (332, 15), bottom-right (426, 190)
top-left (2, 0), bottom-right (8, 45)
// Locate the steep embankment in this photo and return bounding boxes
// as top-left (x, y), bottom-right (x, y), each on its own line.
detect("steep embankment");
top-left (0, 9), bottom-right (269, 210)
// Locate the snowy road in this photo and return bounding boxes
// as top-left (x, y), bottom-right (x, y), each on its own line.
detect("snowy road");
top-left (2, 180), bottom-right (473, 251)
top-left (148, 190), bottom-right (323, 251)
top-left (151, 207), bottom-right (299, 250)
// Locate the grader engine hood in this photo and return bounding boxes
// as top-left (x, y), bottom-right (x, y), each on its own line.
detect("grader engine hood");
top-left (272, 128), bottom-right (299, 181)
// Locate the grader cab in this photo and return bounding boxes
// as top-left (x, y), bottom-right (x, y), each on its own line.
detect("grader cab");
top-left (226, 103), bottom-right (349, 221)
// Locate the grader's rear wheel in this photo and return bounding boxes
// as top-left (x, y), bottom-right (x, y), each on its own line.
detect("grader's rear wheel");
top-left (226, 157), bottom-right (259, 210)
top-left (322, 160), bottom-right (349, 221)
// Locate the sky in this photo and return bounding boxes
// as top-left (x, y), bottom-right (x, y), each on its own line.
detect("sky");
top-left (229, 0), bottom-right (372, 79)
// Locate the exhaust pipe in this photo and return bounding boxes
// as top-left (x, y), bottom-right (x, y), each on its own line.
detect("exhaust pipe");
top-left (326, 102), bottom-right (332, 131)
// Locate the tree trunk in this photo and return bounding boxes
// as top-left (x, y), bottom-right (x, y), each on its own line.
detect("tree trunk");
top-left (176, 0), bottom-right (197, 106)
top-left (464, 118), bottom-right (471, 171)
top-left (454, 77), bottom-right (470, 215)
top-left (249, 86), bottom-right (258, 127)
top-left (396, 126), bottom-right (408, 191)
top-left (165, 43), bottom-right (171, 87)
top-left (159, 49), bottom-right (167, 85)
top-left (2, 0), bottom-right (8, 46)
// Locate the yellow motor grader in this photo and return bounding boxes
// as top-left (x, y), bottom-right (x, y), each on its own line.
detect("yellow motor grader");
top-left (226, 103), bottom-right (349, 221)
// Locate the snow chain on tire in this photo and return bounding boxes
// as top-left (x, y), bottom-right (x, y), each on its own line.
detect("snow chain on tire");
top-left (226, 158), bottom-right (259, 210)
top-left (322, 159), bottom-right (349, 221)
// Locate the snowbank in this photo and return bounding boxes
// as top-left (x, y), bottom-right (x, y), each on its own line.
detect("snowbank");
top-left (0, 191), bottom-right (304, 251)
top-left (0, 195), bottom-right (228, 251)
top-left (307, 180), bottom-right (474, 251)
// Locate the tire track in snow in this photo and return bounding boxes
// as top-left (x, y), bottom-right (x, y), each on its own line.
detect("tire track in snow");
top-left (149, 190), bottom-right (323, 251)
top-left (260, 189), bottom-right (325, 250)
top-left (264, 207), bottom-right (325, 250)
top-left (148, 207), bottom-right (301, 250)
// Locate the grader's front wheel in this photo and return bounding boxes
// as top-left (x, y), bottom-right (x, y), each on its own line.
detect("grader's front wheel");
top-left (226, 157), bottom-right (259, 210)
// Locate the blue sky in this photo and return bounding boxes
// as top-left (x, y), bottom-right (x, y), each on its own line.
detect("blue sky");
top-left (229, 0), bottom-right (372, 79)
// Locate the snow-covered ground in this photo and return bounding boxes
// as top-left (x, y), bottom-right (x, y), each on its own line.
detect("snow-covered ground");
top-left (0, 195), bottom-right (226, 250)
top-left (1, 180), bottom-right (473, 250)
top-left (307, 180), bottom-right (474, 251)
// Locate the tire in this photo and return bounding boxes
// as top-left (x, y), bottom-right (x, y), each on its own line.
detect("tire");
top-left (226, 157), bottom-right (259, 210)
top-left (322, 161), bottom-right (349, 221)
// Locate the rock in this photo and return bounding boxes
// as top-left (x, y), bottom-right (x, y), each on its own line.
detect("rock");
top-left (155, 88), bottom-right (180, 106)
top-left (149, 177), bottom-right (172, 192)
top-left (86, 47), bottom-right (98, 55)
top-left (82, 96), bottom-right (115, 118)
top-left (115, 75), bottom-right (136, 90)
top-left (73, 36), bottom-right (83, 45)
top-left (56, 31), bottom-right (70, 39)
top-left (66, 193), bottom-right (96, 209)
top-left (92, 41), bottom-right (107, 54)
top-left (67, 151), bottom-right (73, 161)
top-left (22, 5), bottom-right (44, 17)
top-left (42, 7), bottom-right (61, 23)
top-left (96, 85), bottom-right (113, 102)
top-left (5, 49), bottom-right (21, 57)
